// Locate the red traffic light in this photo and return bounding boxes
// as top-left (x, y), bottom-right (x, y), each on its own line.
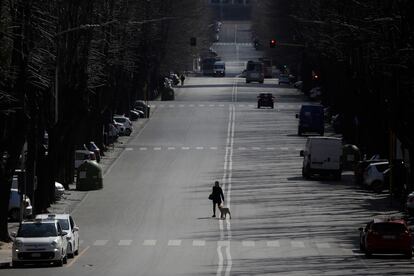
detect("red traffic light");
top-left (270, 39), bottom-right (276, 48)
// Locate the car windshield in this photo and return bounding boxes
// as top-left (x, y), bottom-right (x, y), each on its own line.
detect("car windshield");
top-left (372, 223), bottom-right (406, 234)
top-left (114, 117), bottom-right (126, 123)
top-left (17, 223), bottom-right (58, 237)
top-left (58, 219), bottom-right (70, 230)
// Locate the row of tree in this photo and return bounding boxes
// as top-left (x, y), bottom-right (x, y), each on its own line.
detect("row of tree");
top-left (252, 0), bottom-right (414, 192)
top-left (0, 0), bottom-right (211, 241)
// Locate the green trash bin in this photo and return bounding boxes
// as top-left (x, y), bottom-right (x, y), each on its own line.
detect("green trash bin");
top-left (76, 161), bottom-right (103, 191)
top-left (342, 144), bottom-right (361, 171)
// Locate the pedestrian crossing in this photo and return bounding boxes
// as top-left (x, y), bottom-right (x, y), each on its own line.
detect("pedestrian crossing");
top-left (79, 238), bottom-right (355, 251)
top-left (123, 146), bottom-right (303, 152)
top-left (150, 103), bottom-right (301, 109)
top-left (214, 42), bottom-right (253, 46)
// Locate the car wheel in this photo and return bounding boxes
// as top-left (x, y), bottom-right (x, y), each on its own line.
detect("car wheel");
top-left (334, 171), bottom-right (342, 181)
top-left (359, 242), bottom-right (364, 251)
top-left (125, 128), bottom-right (132, 136)
top-left (271, 104), bottom-right (274, 109)
top-left (405, 251), bottom-right (413, 258)
top-left (371, 180), bottom-right (384, 193)
top-left (9, 208), bottom-right (20, 221)
top-left (56, 259), bottom-right (64, 267)
top-left (365, 250), bottom-right (372, 258)
top-left (302, 166), bottom-right (311, 180)
top-left (259, 81), bottom-right (264, 84)
top-left (246, 80), bottom-right (250, 84)
top-left (67, 244), bottom-right (74, 258)
top-left (63, 254), bottom-right (68, 264)
top-left (12, 261), bottom-right (22, 268)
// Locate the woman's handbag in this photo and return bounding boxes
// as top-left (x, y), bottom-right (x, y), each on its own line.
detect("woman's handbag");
top-left (208, 194), bottom-right (214, 200)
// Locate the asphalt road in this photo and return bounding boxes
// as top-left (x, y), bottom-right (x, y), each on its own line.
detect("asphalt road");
top-left (3, 21), bottom-right (413, 276)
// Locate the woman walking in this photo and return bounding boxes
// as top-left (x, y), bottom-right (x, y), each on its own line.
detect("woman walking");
top-left (210, 181), bottom-right (224, 217)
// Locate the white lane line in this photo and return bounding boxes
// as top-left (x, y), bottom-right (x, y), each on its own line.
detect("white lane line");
top-left (93, 240), bottom-right (108, 246)
top-left (248, 104), bottom-right (254, 107)
top-left (139, 147), bottom-right (147, 151)
top-left (168, 104), bottom-right (174, 108)
top-left (193, 240), bottom-right (206, 247)
top-left (143, 240), bottom-right (157, 246)
top-left (316, 243), bottom-right (331, 249)
top-left (267, 241), bottom-right (280, 247)
top-left (219, 104), bottom-right (225, 107)
top-left (266, 147), bottom-right (275, 150)
top-left (238, 147), bottom-right (246, 150)
top-left (196, 146), bottom-right (204, 150)
top-left (295, 148), bottom-right (302, 151)
top-left (209, 104), bottom-right (215, 107)
top-left (153, 147), bottom-right (162, 151)
top-left (168, 240), bottom-right (182, 246)
top-left (281, 147), bottom-right (289, 151)
top-left (242, 241), bottom-right (255, 247)
top-left (210, 147), bottom-right (218, 150)
top-left (252, 147), bottom-right (261, 150)
top-left (179, 104), bottom-right (185, 107)
top-left (189, 104), bottom-right (195, 107)
top-left (159, 104), bottom-right (165, 108)
top-left (199, 104), bottom-right (205, 107)
top-left (125, 147), bottom-right (134, 151)
top-left (217, 246), bottom-right (224, 276)
top-left (118, 240), bottom-right (132, 246)
top-left (168, 147), bottom-right (176, 150)
top-left (182, 146), bottom-right (190, 150)
top-left (225, 245), bottom-right (232, 276)
top-left (291, 241), bottom-right (305, 248)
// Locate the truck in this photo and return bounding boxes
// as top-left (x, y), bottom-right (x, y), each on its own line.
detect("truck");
top-left (300, 137), bottom-right (343, 180)
top-left (245, 61), bottom-right (264, 84)
top-left (213, 61), bottom-right (226, 77)
top-left (296, 104), bottom-right (324, 136)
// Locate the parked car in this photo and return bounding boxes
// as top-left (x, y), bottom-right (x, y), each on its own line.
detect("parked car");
top-left (86, 141), bottom-right (101, 163)
top-left (113, 115), bottom-right (133, 136)
top-left (12, 218), bottom-right (68, 267)
top-left (54, 182), bottom-right (65, 201)
top-left (128, 110), bottom-right (140, 121)
top-left (134, 100), bottom-right (150, 118)
top-left (359, 217), bottom-right (412, 258)
top-left (35, 213), bottom-right (79, 258)
top-left (257, 93), bottom-right (274, 109)
top-left (168, 73), bottom-right (180, 86)
top-left (309, 86), bottom-right (322, 100)
top-left (160, 78), bottom-right (175, 101)
top-left (74, 150), bottom-right (96, 169)
top-left (406, 192), bottom-right (414, 216)
top-left (293, 81), bottom-right (303, 89)
top-left (9, 189), bottom-right (33, 221)
top-left (278, 73), bottom-right (290, 84)
top-left (106, 123), bottom-right (119, 144)
top-left (362, 161), bottom-right (389, 193)
top-left (354, 156), bottom-right (388, 185)
top-left (300, 136), bottom-right (342, 180)
top-left (296, 104), bottom-right (324, 136)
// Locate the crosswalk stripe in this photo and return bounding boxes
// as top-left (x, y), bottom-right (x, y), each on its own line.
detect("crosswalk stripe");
top-left (316, 243), bottom-right (331, 249)
top-left (266, 241), bottom-right (280, 247)
top-left (182, 147), bottom-right (190, 150)
top-left (139, 147), bottom-right (147, 151)
top-left (217, 241), bottom-right (230, 246)
top-left (168, 240), bottom-right (182, 246)
top-left (118, 240), bottom-right (132, 246)
top-left (143, 240), bottom-right (157, 246)
top-left (192, 240), bottom-right (206, 247)
top-left (154, 147), bottom-right (162, 151)
top-left (196, 147), bottom-right (204, 150)
top-left (242, 241), bottom-right (255, 247)
top-left (291, 241), bottom-right (305, 248)
top-left (93, 240), bottom-right (108, 246)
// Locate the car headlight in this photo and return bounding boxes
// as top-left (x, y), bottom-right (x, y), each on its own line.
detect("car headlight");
top-left (14, 240), bottom-right (23, 248)
top-left (51, 240), bottom-right (59, 248)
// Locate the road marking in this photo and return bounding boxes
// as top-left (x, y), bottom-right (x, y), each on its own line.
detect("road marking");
top-left (266, 147), bottom-right (275, 150)
top-left (168, 104), bottom-right (174, 108)
top-left (182, 146), bottom-right (190, 150)
top-left (316, 243), bottom-right (331, 249)
top-left (118, 240), bottom-right (132, 246)
top-left (189, 104), bottom-right (195, 107)
top-left (159, 104), bottom-right (165, 108)
top-left (168, 147), bottom-right (176, 150)
top-left (218, 240), bottom-right (230, 246)
top-left (238, 147), bottom-right (246, 150)
top-left (168, 240), bottom-right (182, 246)
top-left (210, 147), bottom-right (218, 150)
top-left (125, 147), bottom-right (134, 151)
top-left (252, 147), bottom-right (261, 150)
top-left (196, 146), bottom-right (204, 150)
top-left (291, 241), bottom-right (305, 248)
top-left (199, 104), bottom-right (205, 107)
top-left (153, 147), bottom-right (162, 151)
top-left (242, 241), bottom-right (255, 247)
top-left (143, 240), bottom-right (157, 246)
top-left (219, 104), bottom-right (225, 107)
top-left (281, 147), bottom-right (289, 151)
top-left (193, 240), bottom-right (206, 246)
top-left (179, 104), bottom-right (185, 107)
top-left (66, 246), bottom-right (90, 268)
top-left (93, 240), bottom-right (108, 246)
top-left (267, 241), bottom-right (280, 247)
top-left (139, 147), bottom-right (147, 151)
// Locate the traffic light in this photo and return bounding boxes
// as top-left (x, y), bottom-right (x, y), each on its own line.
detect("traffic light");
top-left (270, 39), bottom-right (276, 48)
top-left (190, 37), bottom-right (197, 46)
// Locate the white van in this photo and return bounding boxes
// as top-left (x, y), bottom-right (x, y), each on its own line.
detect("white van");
top-left (300, 137), bottom-right (343, 180)
top-left (213, 61), bottom-right (226, 77)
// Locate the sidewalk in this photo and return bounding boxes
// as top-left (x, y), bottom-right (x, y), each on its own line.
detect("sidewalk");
top-left (0, 113), bottom-right (151, 268)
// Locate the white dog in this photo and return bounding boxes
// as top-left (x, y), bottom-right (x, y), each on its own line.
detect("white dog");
top-left (218, 205), bottom-right (231, 219)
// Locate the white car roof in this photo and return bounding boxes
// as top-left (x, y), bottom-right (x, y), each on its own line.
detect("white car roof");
top-left (35, 213), bottom-right (70, 220)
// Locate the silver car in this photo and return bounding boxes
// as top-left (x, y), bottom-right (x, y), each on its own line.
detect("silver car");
top-left (12, 219), bottom-right (68, 267)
